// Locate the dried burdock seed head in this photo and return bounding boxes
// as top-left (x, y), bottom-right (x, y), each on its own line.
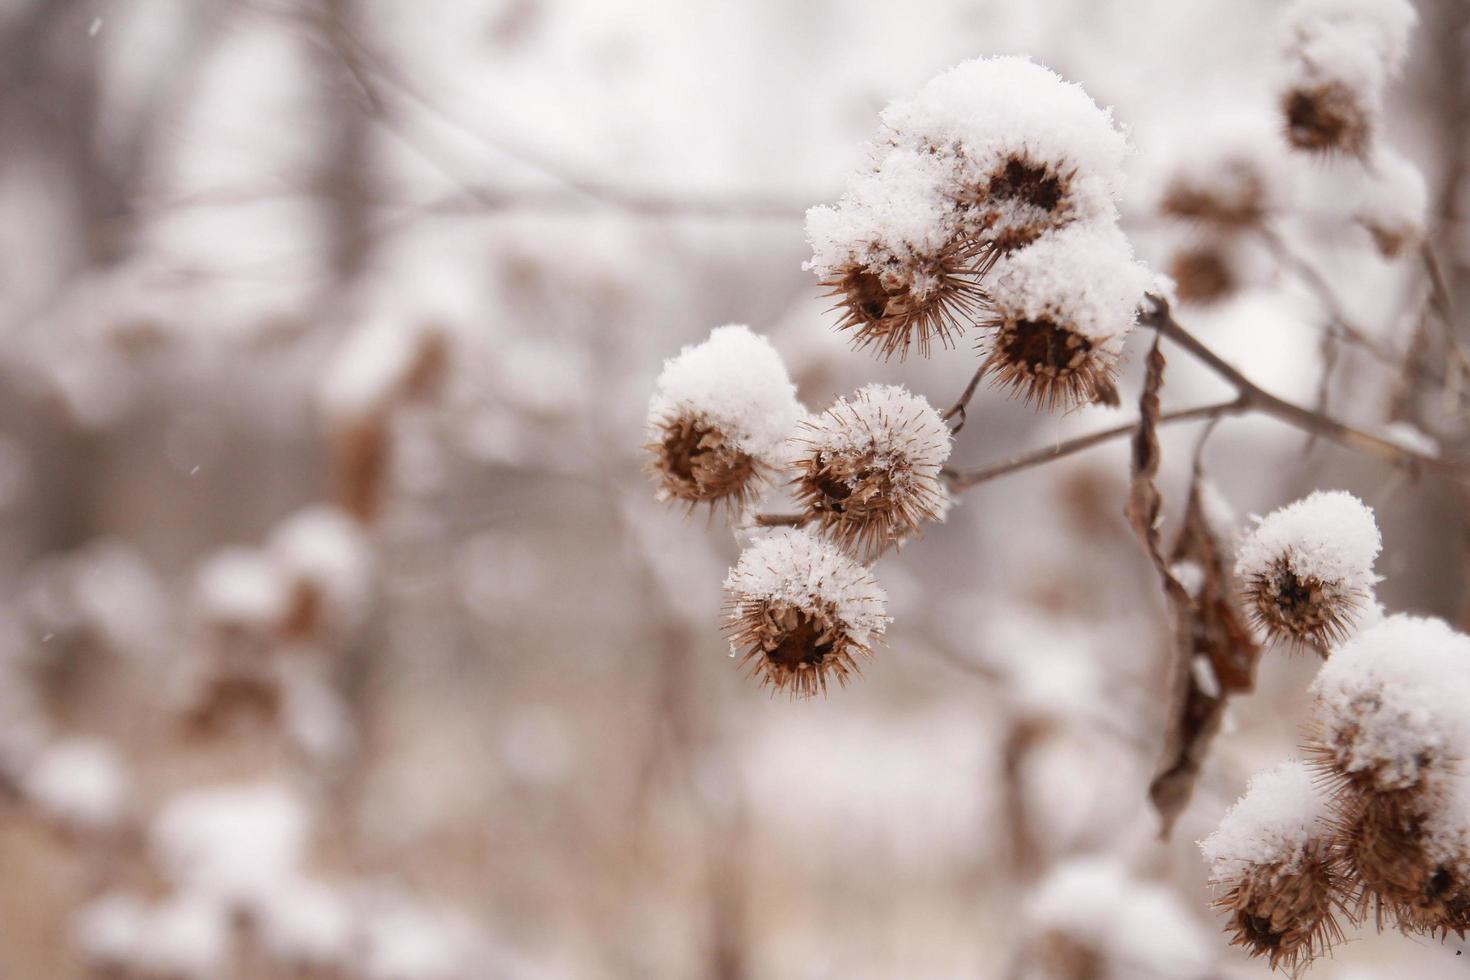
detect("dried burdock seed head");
top-left (1281, 82), bottom-right (1373, 156)
top-left (1170, 246), bottom-right (1237, 306)
top-left (1340, 780), bottom-right (1470, 937)
top-left (790, 384), bottom-right (952, 558)
top-left (881, 56), bottom-right (1128, 241)
top-left (1307, 615), bottom-right (1470, 795)
top-left (1235, 490), bottom-right (1380, 650)
top-left (1277, 0), bottom-right (1415, 156)
top-left (967, 153), bottom-right (1082, 255)
top-left (722, 528), bottom-right (888, 699)
top-left (819, 245), bottom-right (987, 361)
top-left (979, 224), bottom-right (1152, 411)
top-left (644, 325), bottom-right (804, 514)
top-left (1200, 760), bottom-right (1346, 972)
top-left (1161, 160), bottom-right (1269, 229)
top-left (807, 57), bottom-right (1130, 360)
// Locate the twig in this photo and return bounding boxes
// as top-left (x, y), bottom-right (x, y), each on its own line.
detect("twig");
top-left (941, 358), bottom-right (994, 433)
top-left (942, 398), bottom-right (1247, 492)
top-left (1141, 297), bottom-right (1458, 478)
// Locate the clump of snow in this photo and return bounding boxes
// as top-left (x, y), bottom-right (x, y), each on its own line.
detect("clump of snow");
top-left (259, 878), bottom-right (356, 969)
top-left (73, 891), bottom-right (148, 967)
top-left (1355, 148), bottom-right (1427, 255)
top-left (723, 528), bottom-right (888, 644)
top-left (1200, 760), bottom-right (1332, 882)
top-left (1025, 858), bottom-right (1213, 979)
top-left (319, 318), bottom-right (446, 426)
top-left (134, 892), bottom-right (232, 980)
top-left (1234, 490), bottom-right (1381, 593)
top-left (807, 56), bottom-right (1129, 282)
top-left (986, 223), bottom-right (1154, 346)
top-left (193, 546), bottom-right (291, 629)
top-left (1310, 615), bottom-right (1470, 790)
top-left (804, 149), bottom-right (962, 294)
top-left (22, 737), bottom-right (129, 831)
top-left (1382, 420), bottom-right (1438, 456)
top-left (357, 896), bottom-right (482, 980)
top-left (268, 505), bottom-right (374, 631)
top-left (646, 324), bottom-right (805, 467)
top-left (150, 781), bottom-right (310, 910)
top-left (1281, 0), bottom-right (1417, 118)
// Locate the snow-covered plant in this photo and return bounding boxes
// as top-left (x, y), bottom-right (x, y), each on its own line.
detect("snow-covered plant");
top-left (722, 528), bottom-right (888, 698)
top-left (1200, 760), bottom-right (1344, 970)
top-left (1279, 0), bottom-right (1417, 155)
top-left (644, 324), bottom-right (805, 513)
top-left (789, 384), bottom-right (951, 557)
top-left (1235, 490), bottom-right (1382, 651)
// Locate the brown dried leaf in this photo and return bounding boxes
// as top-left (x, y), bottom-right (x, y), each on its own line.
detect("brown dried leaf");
top-left (1124, 334), bottom-right (1261, 836)
top-left (1148, 463), bottom-right (1261, 838)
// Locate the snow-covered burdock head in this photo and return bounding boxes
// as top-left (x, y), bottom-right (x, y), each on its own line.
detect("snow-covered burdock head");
top-left (804, 56), bottom-right (1128, 362)
top-left (979, 224), bottom-right (1153, 410)
top-left (722, 528), bottom-right (888, 699)
top-left (644, 325), bottom-right (804, 515)
top-left (806, 156), bottom-right (986, 362)
top-left (1308, 615), bottom-right (1470, 794)
top-left (1278, 0), bottom-right (1417, 156)
top-left (1200, 760), bottom-right (1345, 971)
top-left (1235, 490), bottom-right (1381, 650)
top-left (790, 384), bottom-right (952, 558)
top-left (883, 56), bottom-right (1128, 255)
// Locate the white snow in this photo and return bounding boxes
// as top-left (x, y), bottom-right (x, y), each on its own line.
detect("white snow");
top-left (1310, 614), bottom-right (1470, 790)
top-left (193, 546), bottom-right (291, 629)
top-left (1355, 148), bottom-right (1427, 253)
top-left (1284, 0), bottom-right (1417, 79)
top-left (22, 737), bottom-right (129, 831)
top-left (646, 324), bottom-right (805, 466)
top-left (1234, 490), bottom-right (1381, 593)
top-left (1025, 858), bottom-right (1213, 979)
top-left (268, 505), bottom-right (374, 630)
top-left (150, 781), bottom-right (310, 910)
top-left (259, 878), bottom-right (356, 968)
top-left (723, 528), bottom-right (889, 645)
top-left (73, 891), bottom-right (148, 966)
top-left (1200, 759), bottom-right (1332, 882)
top-left (807, 56), bottom-right (1130, 284)
top-left (319, 318), bottom-right (445, 425)
top-left (986, 222), bottom-right (1154, 346)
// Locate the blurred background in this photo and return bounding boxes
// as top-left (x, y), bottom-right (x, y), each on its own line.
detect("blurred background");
top-left (1, 0), bottom-right (1468, 976)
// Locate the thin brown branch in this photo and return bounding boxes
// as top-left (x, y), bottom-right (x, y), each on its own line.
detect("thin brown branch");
top-left (941, 398), bottom-right (1247, 492)
top-left (1141, 297), bottom-right (1462, 479)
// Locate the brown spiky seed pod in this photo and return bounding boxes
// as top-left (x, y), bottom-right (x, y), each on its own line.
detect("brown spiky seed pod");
top-left (1200, 761), bottom-right (1346, 973)
top-left (978, 224), bottom-right (1151, 411)
top-left (820, 246), bottom-right (987, 361)
top-left (1282, 82), bottom-right (1373, 156)
top-left (1234, 491), bottom-right (1380, 651)
top-left (722, 528), bottom-right (888, 699)
top-left (1339, 786), bottom-right (1470, 937)
top-left (790, 384), bottom-right (951, 558)
top-left (1169, 246), bottom-right (1237, 306)
top-left (644, 325), bottom-right (804, 515)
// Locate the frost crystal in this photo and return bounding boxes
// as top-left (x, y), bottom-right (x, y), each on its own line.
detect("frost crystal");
top-left (1201, 760), bottom-right (1333, 882)
top-left (1310, 615), bottom-right (1470, 791)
